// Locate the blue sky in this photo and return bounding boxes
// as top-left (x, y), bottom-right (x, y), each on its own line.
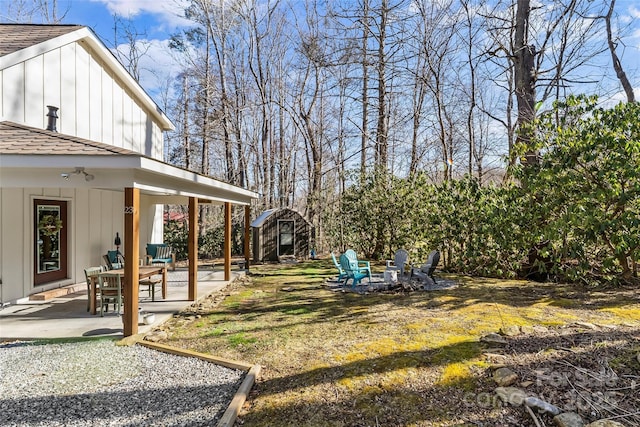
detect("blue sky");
top-left (62, 0), bottom-right (189, 41)
top-left (62, 0), bottom-right (191, 102)
top-left (1, 0), bottom-right (638, 105)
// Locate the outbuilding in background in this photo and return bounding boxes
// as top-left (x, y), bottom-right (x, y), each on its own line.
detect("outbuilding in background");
top-left (251, 208), bottom-right (312, 263)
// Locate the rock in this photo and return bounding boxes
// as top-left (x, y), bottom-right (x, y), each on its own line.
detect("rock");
top-left (144, 330), bottom-right (168, 342)
top-left (495, 387), bottom-right (527, 406)
top-left (585, 421), bottom-right (626, 427)
top-left (483, 352), bottom-right (507, 360)
top-left (533, 325), bottom-right (549, 334)
top-left (520, 381), bottom-right (534, 388)
top-left (481, 333), bottom-right (507, 345)
top-left (500, 325), bottom-right (521, 336)
top-left (574, 321), bottom-right (598, 330)
top-left (554, 412), bottom-right (584, 427)
top-left (493, 367), bottom-right (518, 386)
top-left (525, 396), bottom-right (561, 415)
top-left (598, 324), bottom-right (617, 330)
top-left (281, 287), bottom-right (295, 292)
top-left (520, 325), bottom-right (535, 335)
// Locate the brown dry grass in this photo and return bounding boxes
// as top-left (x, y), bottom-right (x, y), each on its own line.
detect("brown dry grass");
top-left (161, 259), bottom-right (640, 426)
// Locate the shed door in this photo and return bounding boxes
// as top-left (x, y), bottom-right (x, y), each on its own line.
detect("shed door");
top-left (34, 199), bottom-right (68, 285)
top-left (277, 220), bottom-right (294, 257)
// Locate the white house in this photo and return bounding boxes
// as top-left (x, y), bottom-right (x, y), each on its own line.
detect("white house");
top-left (0, 24), bottom-right (257, 333)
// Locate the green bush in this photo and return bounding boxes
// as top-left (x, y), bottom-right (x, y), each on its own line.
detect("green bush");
top-left (325, 97), bottom-right (639, 286)
top-left (164, 220), bottom-right (246, 260)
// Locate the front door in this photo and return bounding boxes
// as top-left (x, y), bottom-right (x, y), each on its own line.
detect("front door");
top-left (277, 220), bottom-right (294, 257)
top-left (34, 199), bottom-right (68, 285)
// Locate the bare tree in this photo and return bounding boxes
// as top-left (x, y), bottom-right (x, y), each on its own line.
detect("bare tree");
top-left (0, 0), bottom-right (68, 23)
top-left (112, 14), bottom-right (151, 82)
top-left (603, 0), bottom-right (635, 102)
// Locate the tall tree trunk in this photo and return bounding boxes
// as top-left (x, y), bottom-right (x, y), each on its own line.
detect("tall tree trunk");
top-left (514, 0), bottom-right (537, 166)
top-left (375, 0), bottom-right (389, 171)
top-left (462, 0), bottom-right (476, 177)
top-left (605, 0), bottom-right (635, 103)
top-left (360, 0), bottom-right (370, 180)
top-left (201, 26), bottom-right (211, 176)
top-left (182, 73), bottom-right (191, 170)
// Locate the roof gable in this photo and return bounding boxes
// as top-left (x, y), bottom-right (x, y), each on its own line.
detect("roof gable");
top-left (0, 24), bottom-right (84, 56)
top-left (0, 23), bottom-right (173, 131)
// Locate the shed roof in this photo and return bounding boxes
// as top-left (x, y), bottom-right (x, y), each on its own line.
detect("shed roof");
top-left (250, 208), bottom-right (311, 228)
top-left (250, 209), bottom-right (278, 228)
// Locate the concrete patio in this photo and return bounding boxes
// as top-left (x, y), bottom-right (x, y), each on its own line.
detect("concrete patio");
top-left (0, 267), bottom-right (243, 340)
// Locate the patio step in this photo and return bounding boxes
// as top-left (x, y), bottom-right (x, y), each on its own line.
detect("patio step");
top-left (29, 284), bottom-right (85, 301)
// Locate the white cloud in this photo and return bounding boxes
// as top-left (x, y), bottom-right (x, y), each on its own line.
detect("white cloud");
top-left (92, 0), bottom-right (191, 27)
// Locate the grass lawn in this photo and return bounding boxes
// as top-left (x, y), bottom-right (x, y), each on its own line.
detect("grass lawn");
top-left (162, 259), bottom-right (640, 426)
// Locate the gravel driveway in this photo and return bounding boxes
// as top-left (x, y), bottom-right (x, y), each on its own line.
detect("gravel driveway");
top-left (0, 339), bottom-right (244, 426)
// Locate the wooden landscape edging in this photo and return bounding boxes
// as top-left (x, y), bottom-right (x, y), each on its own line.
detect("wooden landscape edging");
top-left (134, 340), bottom-right (260, 427)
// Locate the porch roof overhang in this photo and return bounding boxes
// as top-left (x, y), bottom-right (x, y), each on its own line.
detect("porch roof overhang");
top-left (0, 122), bottom-right (258, 205)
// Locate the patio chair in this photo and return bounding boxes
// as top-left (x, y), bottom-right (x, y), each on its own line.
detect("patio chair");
top-left (146, 243), bottom-right (176, 271)
top-left (344, 249), bottom-right (371, 276)
top-left (83, 266), bottom-right (104, 312)
top-left (138, 267), bottom-right (161, 301)
top-left (386, 249), bottom-right (409, 277)
top-left (96, 272), bottom-right (123, 317)
top-left (410, 250), bottom-right (440, 286)
top-left (103, 251), bottom-right (123, 270)
top-left (339, 253), bottom-right (372, 288)
top-left (330, 252), bottom-right (347, 282)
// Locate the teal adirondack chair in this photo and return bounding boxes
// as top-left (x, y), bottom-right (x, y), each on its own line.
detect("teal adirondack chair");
top-left (330, 252), bottom-right (347, 282)
top-left (339, 252), bottom-right (372, 288)
top-left (344, 249), bottom-right (371, 276)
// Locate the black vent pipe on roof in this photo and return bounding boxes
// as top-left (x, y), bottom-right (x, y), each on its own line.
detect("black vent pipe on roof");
top-left (46, 106), bottom-right (58, 132)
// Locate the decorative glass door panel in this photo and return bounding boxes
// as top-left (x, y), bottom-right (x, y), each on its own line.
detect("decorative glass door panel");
top-left (34, 199), bottom-right (68, 285)
top-left (278, 220), bottom-right (294, 256)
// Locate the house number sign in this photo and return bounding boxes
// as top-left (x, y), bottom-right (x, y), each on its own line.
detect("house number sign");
top-left (124, 206), bottom-right (136, 214)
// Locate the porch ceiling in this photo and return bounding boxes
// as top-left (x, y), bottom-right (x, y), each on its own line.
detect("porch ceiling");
top-left (0, 121), bottom-right (258, 205)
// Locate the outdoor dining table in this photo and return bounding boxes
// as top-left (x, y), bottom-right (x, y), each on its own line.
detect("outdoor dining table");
top-left (89, 265), bottom-right (167, 315)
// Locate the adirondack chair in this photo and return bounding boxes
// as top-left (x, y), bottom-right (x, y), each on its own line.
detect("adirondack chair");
top-left (330, 252), bottom-right (347, 282)
top-left (344, 249), bottom-right (371, 276)
top-left (386, 249), bottom-right (409, 277)
top-left (411, 250), bottom-right (440, 287)
top-left (339, 252), bottom-right (372, 288)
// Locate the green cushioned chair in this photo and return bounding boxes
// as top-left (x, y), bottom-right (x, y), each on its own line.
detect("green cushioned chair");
top-left (146, 243), bottom-right (176, 271)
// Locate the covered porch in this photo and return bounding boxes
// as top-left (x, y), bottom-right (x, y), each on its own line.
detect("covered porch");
top-left (0, 122), bottom-right (259, 337)
top-left (0, 267), bottom-right (244, 340)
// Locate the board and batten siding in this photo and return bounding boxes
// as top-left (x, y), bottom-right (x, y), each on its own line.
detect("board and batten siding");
top-left (0, 188), bottom-right (162, 302)
top-left (0, 40), bottom-right (163, 160)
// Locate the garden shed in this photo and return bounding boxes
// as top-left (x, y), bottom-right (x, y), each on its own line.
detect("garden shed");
top-left (251, 208), bottom-right (312, 262)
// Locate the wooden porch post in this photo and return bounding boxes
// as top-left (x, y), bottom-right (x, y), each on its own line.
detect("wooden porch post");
top-left (123, 187), bottom-right (140, 337)
top-left (188, 197), bottom-right (198, 301)
top-left (244, 205), bottom-right (250, 271)
top-left (224, 202), bottom-right (231, 281)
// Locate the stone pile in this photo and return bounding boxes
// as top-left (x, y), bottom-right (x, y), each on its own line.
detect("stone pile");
top-left (481, 327), bottom-right (629, 427)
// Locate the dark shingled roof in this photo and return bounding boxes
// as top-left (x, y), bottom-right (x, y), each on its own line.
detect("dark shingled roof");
top-left (0, 121), bottom-right (135, 155)
top-left (0, 24), bottom-right (84, 57)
